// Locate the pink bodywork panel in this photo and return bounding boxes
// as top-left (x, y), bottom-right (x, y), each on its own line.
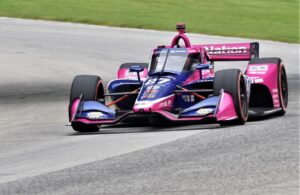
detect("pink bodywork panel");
top-left (183, 68), bottom-right (214, 85)
top-left (70, 98), bottom-right (80, 122)
top-left (246, 63), bottom-right (279, 108)
top-left (215, 92), bottom-right (238, 121)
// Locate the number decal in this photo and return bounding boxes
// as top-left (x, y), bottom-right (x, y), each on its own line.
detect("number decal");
top-left (146, 78), bottom-right (170, 85)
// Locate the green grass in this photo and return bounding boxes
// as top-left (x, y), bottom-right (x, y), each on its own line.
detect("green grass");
top-left (0, 0), bottom-right (298, 43)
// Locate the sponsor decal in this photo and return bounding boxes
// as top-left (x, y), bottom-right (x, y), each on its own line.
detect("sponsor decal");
top-left (201, 69), bottom-right (210, 74)
top-left (204, 45), bottom-right (247, 54)
top-left (249, 65), bottom-right (268, 72)
top-left (182, 95), bottom-right (195, 103)
top-left (145, 88), bottom-right (159, 94)
top-left (134, 95), bottom-right (174, 109)
top-left (134, 102), bottom-right (148, 106)
top-left (249, 72), bottom-right (266, 75)
top-left (254, 78), bottom-right (264, 83)
top-left (159, 100), bottom-right (172, 108)
top-left (141, 93), bottom-right (154, 99)
top-left (87, 112), bottom-right (106, 119)
top-left (248, 65), bottom-right (269, 75)
top-left (141, 87), bottom-right (159, 99)
top-left (151, 85), bottom-right (160, 90)
top-left (144, 94), bottom-right (156, 99)
top-left (154, 85), bottom-right (162, 89)
top-left (169, 49), bottom-right (187, 53)
top-left (271, 88), bottom-right (280, 107)
top-left (155, 48), bottom-right (187, 54)
top-left (196, 108), bottom-right (214, 116)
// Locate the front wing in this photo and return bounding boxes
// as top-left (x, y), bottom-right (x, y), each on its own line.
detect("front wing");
top-left (70, 90), bottom-right (239, 126)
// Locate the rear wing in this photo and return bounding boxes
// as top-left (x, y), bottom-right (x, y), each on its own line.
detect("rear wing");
top-left (197, 42), bottom-right (259, 61)
top-left (162, 24), bottom-right (260, 62)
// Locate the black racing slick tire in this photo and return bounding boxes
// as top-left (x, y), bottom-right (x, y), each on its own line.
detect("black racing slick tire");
top-left (214, 69), bottom-right (248, 126)
top-left (69, 75), bottom-right (104, 132)
top-left (69, 75), bottom-right (104, 103)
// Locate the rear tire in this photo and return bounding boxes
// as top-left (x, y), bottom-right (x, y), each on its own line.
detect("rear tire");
top-left (69, 75), bottom-right (104, 132)
top-left (214, 69), bottom-right (248, 126)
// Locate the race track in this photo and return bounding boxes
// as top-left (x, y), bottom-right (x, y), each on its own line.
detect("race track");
top-left (0, 17), bottom-right (299, 195)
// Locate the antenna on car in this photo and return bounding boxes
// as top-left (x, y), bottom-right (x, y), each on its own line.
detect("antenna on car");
top-left (176, 23), bottom-right (186, 34)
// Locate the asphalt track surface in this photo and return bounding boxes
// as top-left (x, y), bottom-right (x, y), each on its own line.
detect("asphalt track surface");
top-left (0, 17), bottom-right (298, 195)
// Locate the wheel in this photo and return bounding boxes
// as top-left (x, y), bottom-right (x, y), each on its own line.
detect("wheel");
top-left (68, 75), bottom-right (104, 132)
top-left (214, 69), bottom-right (248, 125)
top-left (277, 63), bottom-right (288, 116)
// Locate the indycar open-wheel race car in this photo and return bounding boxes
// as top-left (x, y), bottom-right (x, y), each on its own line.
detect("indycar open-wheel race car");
top-left (68, 23), bottom-right (288, 132)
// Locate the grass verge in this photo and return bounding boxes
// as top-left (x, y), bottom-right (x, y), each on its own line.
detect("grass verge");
top-left (0, 0), bottom-right (298, 43)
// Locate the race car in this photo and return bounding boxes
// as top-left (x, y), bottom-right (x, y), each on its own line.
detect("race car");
top-left (68, 23), bottom-right (288, 132)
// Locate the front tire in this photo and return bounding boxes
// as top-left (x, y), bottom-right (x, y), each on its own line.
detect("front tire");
top-left (214, 69), bottom-right (248, 126)
top-left (69, 75), bottom-right (104, 132)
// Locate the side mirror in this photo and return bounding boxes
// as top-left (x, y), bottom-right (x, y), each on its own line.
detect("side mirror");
top-left (129, 65), bottom-right (144, 83)
top-left (130, 65), bottom-right (144, 73)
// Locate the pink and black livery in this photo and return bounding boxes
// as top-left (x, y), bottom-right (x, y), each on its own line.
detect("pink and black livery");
top-left (68, 23), bottom-right (288, 132)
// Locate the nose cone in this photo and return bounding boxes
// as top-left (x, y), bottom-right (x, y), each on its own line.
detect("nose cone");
top-left (133, 77), bottom-right (177, 112)
top-left (133, 94), bottom-right (175, 112)
top-left (139, 77), bottom-right (177, 101)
